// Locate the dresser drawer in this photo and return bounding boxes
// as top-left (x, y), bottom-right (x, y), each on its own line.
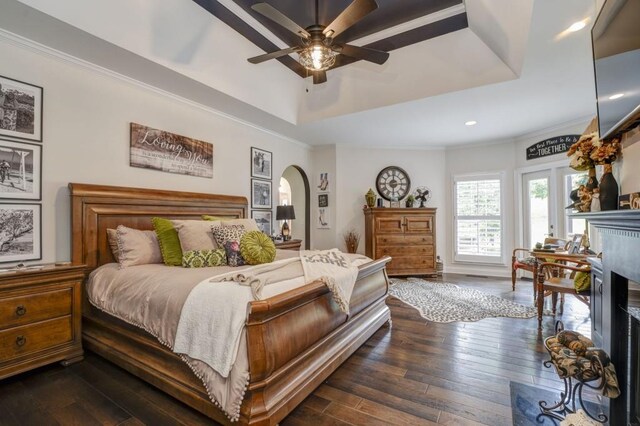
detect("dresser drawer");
top-left (376, 235), bottom-right (433, 246)
top-left (0, 288), bottom-right (72, 330)
top-left (388, 256), bottom-right (435, 270)
top-left (0, 316), bottom-right (73, 361)
top-left (376, 245), bottom-right (434, 258)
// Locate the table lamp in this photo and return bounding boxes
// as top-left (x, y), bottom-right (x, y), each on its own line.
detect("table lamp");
top-left (276, 205), bottom-right (295, 241)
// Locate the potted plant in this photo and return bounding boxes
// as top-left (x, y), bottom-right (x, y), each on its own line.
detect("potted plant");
top-left (405, 195), bottom-right (415, 208)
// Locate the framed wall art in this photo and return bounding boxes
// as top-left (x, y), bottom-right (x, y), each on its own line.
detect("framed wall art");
top-left (251, 179), bottom-right (272, 209)
top-left (318, 193), bottom-right (328, 208)
top-left (130, 123), bottom-right (213, 178)
top-left (0, 139), bottom-right (42, 200)
top-left (251, 147), bottom-right (272, 180)
top-left (251, 210), bottom-right (273, 235)
top-left (0, 75), bottom-right (43, 142)
top-left (0, 203), bottom-right (41, 264)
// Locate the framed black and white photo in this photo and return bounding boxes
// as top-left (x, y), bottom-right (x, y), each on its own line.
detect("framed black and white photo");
top-left (318, 193), bottom-right (328, 208)
top-left (569, 234), bottom-right (583, 254)
top-left (251, 147), bottom-right (272, 180)
top-left (0, 203), bottom-right (41, 264)
top-left (317, 207), bottom-right (330, 229)
top-left (251, 179), bottom-right (272, 209)
top-left (0, 75), bottom-right (43, 142)
top-left (0, 139), bottom-right (41, 200)
top-left (251, 210), bottom-right (273, 235)
top-left (317, 172), bottom-right (330, 192)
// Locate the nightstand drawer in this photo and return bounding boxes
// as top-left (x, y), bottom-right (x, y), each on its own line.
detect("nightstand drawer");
top-left (0, 316), bottom-right (73, 361)
top-left (0, 288), bottom-right (72, 330)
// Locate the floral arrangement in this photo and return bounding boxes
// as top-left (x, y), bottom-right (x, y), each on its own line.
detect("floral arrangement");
top-left (567, 132), bottom-right (597, 171)
top-left (590, 137), bottom-right (621, 164)
top-left (343, 229), bottom-right (360, 254)
top-left (567, 132), bottom-right (622, 171)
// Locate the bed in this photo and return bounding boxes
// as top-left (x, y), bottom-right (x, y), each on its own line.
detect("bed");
top-left (69, 183), bottom-right (391, 425)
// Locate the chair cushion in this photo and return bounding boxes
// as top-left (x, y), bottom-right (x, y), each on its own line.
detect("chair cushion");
top-left (516, 256), bottom-right (537, 266)
top-left (574, 271), bottom-right (591, 292)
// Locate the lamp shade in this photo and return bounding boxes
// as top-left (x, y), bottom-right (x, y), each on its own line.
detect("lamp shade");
top-left (276, 205), bottom-right (296, 221)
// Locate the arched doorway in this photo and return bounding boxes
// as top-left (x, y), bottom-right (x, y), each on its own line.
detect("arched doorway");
top-left (279, 165), bottom-right (310, 249)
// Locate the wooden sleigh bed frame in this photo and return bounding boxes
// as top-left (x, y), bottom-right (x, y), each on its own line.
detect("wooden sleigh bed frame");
top-left (69, 183), bottom-right (391, 425)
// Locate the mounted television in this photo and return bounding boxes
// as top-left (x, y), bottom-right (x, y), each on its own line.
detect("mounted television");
top-left (592, 0), bottom-right (640, 139)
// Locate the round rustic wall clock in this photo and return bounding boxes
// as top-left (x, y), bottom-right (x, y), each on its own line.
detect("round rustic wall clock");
top-left (376, 166), bottom-right (411, 201)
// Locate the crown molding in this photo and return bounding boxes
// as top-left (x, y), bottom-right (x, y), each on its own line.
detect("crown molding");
top-left (0, 28), bottom-right (310, 150)
top-left (514, 115), bottom-right (594, 142)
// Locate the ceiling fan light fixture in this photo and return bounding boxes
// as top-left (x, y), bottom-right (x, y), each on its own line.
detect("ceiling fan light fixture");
top-left (299, 44), bottom-right (337, 71)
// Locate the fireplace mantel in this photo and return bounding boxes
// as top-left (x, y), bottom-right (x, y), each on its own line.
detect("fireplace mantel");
top-left (569, 210), bottom-right (640, 231)
top-left (570, 209), bottom-right (640, 424)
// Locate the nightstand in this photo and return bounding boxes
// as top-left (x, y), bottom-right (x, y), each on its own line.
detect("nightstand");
top-left (0, 264), bottom-right (86, 380)
top-left (274, 239), bottom-right (302, 251)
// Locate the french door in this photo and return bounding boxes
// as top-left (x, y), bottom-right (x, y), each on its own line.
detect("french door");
top-left (521, 166), bottom-right (588, 250)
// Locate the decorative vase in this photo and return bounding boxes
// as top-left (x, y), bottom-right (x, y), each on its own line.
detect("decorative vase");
top-left (586, 167), bottom-right (598, 191)
top-left (599, 163), bottom-right (618, 211)
top-left (365, 188), bottom-right (376, 208)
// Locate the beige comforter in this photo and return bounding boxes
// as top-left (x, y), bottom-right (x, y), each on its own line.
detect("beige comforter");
top-left (86, 250), bottom-right (369, 422)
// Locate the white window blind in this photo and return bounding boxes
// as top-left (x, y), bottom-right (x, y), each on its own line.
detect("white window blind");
top-left (454, 174), bottom-right (504, 263)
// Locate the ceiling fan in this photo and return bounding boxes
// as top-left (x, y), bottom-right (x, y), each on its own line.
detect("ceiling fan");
top-left (247, 0), bottom-right (390, 84)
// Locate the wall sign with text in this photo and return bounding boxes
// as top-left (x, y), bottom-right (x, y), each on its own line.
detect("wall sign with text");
top-left (130, 123), bottom-right (213, 178)
top-left (526, 135), bottom-right (580, 160)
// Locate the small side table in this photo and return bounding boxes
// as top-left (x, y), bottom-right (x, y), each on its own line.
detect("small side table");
top-left (275, 239), bottom-right (302, 251)
top-left (0, 264), bottom-right (86, 380)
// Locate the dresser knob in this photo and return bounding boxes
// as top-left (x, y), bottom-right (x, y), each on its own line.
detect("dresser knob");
top-left (15, 305), bottom-right (27, 317)
top-left (16, 335), bottom-right (27, 347)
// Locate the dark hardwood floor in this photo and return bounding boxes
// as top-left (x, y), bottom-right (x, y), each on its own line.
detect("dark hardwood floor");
top-left (0, 274), bottom-right (592, 425)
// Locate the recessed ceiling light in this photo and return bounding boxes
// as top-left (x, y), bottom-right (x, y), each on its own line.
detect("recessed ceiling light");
top-left (567, 21), bottom-right (587, 32)
top-left (465, 121), bottom-right (477, 126)
top-left (609, 93), bottom-right (625, 100)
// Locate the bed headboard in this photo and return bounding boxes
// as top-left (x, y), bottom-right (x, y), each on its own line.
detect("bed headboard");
top-left (69, 183), bottom-right (248, 270)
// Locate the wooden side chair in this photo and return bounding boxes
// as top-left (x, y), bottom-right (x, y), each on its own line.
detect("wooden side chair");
top-left (512, 237), bottom-right (570, 292)
top-left (536, 256), bottom-right (591, 330)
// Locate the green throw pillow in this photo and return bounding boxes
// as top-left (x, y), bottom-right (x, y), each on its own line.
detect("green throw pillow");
top-left (182, 249), bottom-right (227, 268)
top-left (240, 231), bottom-right (276, 265)
top-left (151, 217), bottom-right (183, 266)
top-left (202, 215), bottom-right (224, 221)
top-left (574, 271), bottom-right (591, 292)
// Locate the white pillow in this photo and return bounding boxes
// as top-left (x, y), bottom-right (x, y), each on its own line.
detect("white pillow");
top-left (115, 225), bottom-right (162, 268)
top-left (221, 218), bottom-right (260, 233)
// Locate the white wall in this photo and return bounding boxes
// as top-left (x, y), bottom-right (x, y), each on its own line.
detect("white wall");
top-left (334, 146), bottom-right (446, 256)
top-left (310, 145), bottom-right (336, 250)
top-left (0, 37), bottom-right (310, 265)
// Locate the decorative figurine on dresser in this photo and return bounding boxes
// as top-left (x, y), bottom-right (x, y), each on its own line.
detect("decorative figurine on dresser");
top-left (0, 264), bottom-right (86, 379)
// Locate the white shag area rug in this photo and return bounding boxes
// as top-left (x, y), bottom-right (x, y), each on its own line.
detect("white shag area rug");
top-left (389, 277), bottom-right (538, 323)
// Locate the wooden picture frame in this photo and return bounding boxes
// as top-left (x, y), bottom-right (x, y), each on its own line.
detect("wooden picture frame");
top-left (0, 139), bottom-right (42, 200)
top-left (251, 147), bottom-right (272, 180)
top-left (251, 179), bottom-right (272, 209)
top-left (0, 75), bottom-right (43, 142)
top-left (569, 234), bottom-right (583, 254)
top-left (251, 210), bottom-right (272, 235)
top-left (0, 203), bottom-right (41, 264)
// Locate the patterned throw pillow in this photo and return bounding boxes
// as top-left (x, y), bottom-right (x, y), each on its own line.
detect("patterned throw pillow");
top-left (212, 225), bottom-right (247, 267)
top-left (182, 249), bottom-right (227, 268)
top-left (240, 231), bottom-right (276, 265)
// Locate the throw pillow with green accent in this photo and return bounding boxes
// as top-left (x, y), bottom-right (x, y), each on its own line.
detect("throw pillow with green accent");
top-left (182, 249), bottom-right (227, 268)
top-left (240, 231), bottom-right (276, 265)
top-left (202, 215), bottom-right (224, 221)
top-left (151, 217), bottom-right (183, 266)
top-left (574, 271), bottom-right (591, 292)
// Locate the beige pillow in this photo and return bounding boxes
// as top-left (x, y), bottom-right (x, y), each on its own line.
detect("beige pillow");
top-left (172, 219), bottom-right (220, 252)
top-left (116, 225), bottom-right (163, 268)
top-left (221, 218), bottom-right (260, 233)
top-left (106, 228), bottom-right (120, 261)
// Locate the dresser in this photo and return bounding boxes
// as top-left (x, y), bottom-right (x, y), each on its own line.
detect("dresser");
top-left (364, 208), bottom-right (437, 276)
top-left (0, 264), bottom-right (86, 379)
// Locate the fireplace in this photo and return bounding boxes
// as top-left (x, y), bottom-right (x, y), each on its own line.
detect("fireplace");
top-left (577, 210), bottom-right (640, 425)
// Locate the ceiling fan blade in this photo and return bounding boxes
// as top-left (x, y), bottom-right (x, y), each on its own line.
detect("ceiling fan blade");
top-left (323, 0), bottom-right (378, 39)
top-left (339, 44), bottom-right (389, 65)
top-left (312, 70), bottom-right (327, 84)
top-left (248, 46), bottom-right (300, 64)
top-left (251, 3), bottom-right (311, 39)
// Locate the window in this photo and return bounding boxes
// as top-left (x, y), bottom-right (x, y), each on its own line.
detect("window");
top-left (454, 174), bottom-right (504, 263)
